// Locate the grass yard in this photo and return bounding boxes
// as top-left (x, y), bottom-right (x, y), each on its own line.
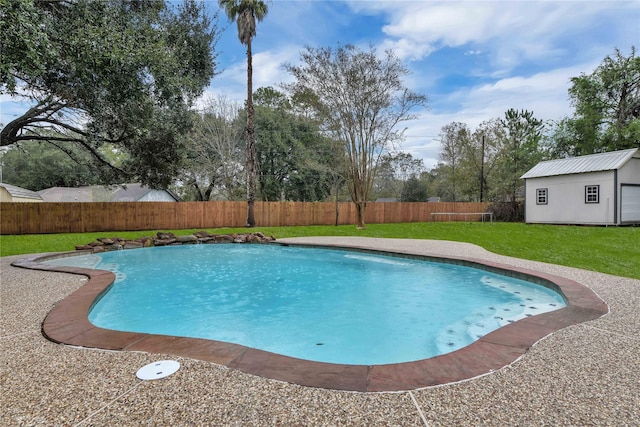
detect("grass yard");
top-left (1, 222), bottom-right (638, 280)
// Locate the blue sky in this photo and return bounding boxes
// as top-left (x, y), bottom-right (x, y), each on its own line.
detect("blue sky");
top-left (208, 0), bottom-right (639, 167)
top-left (1, 0), bottom-right (639, 169)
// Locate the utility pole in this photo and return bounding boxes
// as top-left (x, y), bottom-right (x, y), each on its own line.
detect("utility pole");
top-left (479, 134), bottom-right (485, 202)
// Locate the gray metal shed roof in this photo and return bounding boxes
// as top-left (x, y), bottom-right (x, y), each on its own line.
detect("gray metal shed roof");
top-left (0, 183), bottom-right (43, 200)
top-left (521, 148), bottom-right (639, 179)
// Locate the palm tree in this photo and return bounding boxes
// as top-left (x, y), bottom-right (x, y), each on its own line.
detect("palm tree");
top-left (218, 0), bottom-right (269, 227)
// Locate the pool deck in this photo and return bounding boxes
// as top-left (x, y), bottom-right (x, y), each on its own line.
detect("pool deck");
top-left (2, 237), bottom-right (639, 425)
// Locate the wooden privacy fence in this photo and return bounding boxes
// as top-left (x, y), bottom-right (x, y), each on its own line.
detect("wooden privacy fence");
top-left (0, 201), bottom-right (490, 235)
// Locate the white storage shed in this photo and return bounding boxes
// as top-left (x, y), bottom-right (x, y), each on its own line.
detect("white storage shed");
top-left (521, 148), bottom-right (640, 225)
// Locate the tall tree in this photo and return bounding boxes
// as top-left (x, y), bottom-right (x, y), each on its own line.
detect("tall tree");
top-left (252, 87), bottom-right (338, 202)
top-left (400, 174), bottom-right (428, 202)
top-left (218, 0), bottom-right (269, 227)
top-left (1, 0), bottom-right (219, 188)
top-left (438, 122), bottom-right (470, 202)
top-left (422, 163), bottom-right (451, 201)
top-left (553, 47), bottom-right (640, 156)
top-left (494, 109), bottom-right (544, 208)
top-left (464, 119), bottom-right (505, 202)
top-left (284, 45), bottom-right (427, 228)
top-left (372, 152), bottom-right (425, 200)
top-left (179, 96), bottom-right (245, 201)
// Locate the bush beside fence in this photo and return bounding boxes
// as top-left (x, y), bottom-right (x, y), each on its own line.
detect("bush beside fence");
top-left (0, 201), bottom-right (490, 235)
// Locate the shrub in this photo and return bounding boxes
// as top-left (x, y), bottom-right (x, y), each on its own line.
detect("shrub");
top-left (487, 201), bottom-right (524, 222)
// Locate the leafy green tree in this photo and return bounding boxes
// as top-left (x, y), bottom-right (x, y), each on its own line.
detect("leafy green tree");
top-left (438, 122), bottom-right (471, 201)
top-left (552, 47), bottom-right (639, 156)
top-left (0, 0), bottom-right (219, 188)
top-left (284, 45), bottom-right (428, 228)
top-left (253, 86), bottom-right (291, 110)
top-left (253, 104), bottom-right (296, 201)
top-left (218, 0), bottom-right (269, 226)
top-left (461, 119), bottom-right (505, 202)
top-left (421, 164), bottom-right (447, 201)
top-left (400, 175), bottom-right (428, 202)
top-left (251, 88), bottom-right (338, 202)
top-left (372, 152), bottom-right (425, 200)
top-left (371, 155), bottom-right (400, 200)
top-left (0, 139), bottom-right (113, 190)
top-left (493, 109), bottom-right (544, 207)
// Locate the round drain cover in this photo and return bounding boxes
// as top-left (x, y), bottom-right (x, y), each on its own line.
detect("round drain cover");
top-left (136, 360), bottom-right (180, 380)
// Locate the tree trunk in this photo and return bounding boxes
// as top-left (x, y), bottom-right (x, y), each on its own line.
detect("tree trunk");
top-left (334, 191), bottom-right (339, 226)
top-left (355, 201), bottom-right (366, 229)
top-left (245, 39), bottom-right (256, 227)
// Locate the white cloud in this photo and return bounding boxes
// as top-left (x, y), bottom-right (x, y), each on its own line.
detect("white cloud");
top-left (349, 1), bottom-right (636, 71)
top-left (399, 61), bottom-right (602, 169)
top-left (381, 3), bottom-right (496, 46)
top-left (253, 49), bottom-right (298, 88)
top-left (204, 46), bottom-right (299, 106)
top-left (378, 38), bottom-right (436, 61)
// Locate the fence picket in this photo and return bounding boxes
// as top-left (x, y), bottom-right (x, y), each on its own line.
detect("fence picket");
top-left (0, 201), bottom-right (490, 234)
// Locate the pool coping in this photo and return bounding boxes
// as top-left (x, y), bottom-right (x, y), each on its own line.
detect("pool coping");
top-left (12, 243), bottom-right (608, 392)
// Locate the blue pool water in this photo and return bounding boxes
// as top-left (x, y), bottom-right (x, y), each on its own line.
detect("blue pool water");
top-left (44, 244), bottom-right (566, 365)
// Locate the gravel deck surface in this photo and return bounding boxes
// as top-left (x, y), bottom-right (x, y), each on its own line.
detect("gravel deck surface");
top-left (2, 237), bottom-right (639, 426)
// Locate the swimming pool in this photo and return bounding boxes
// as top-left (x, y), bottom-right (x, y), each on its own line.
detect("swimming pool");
top-left (44, 244), bottom-right (566, 365)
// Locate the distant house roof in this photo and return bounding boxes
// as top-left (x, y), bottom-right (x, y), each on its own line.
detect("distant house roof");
top-left (0, 182), bottom-right (43, 201)
top-left (521, 148), bottom-right (639, 179)
top-left (375, 198), bottom-right (398, 203)
top-left (38, 184), bottom-right (180, 202)
top-left (110, 184), bottom-right (181, 202)
top-left (38, 186), bottom-right (99, 202)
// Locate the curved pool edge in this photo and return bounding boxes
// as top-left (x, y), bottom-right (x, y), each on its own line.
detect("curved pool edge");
top-left (12, 244), bottom-right (608, 392)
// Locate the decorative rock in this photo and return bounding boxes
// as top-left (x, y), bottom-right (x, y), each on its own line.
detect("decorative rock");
top-left (154, 238), bottom-right (177, 246)
top-left (76, 232), bottom-right (276, 253)
top-left (123, 241), bottom-right (144, 250)
top-left (135, 237), bottom-right (154, 247)
top-left (193, 231), bottom-right (211, 238)
top-left (156, 232), bottom-right (176, 240)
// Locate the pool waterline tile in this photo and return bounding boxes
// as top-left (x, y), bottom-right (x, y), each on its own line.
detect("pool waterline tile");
top-left (13, 244), bottom-right (608, 392)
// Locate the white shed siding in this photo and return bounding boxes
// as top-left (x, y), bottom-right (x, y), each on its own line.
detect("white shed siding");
top-left (618, 157), bottom-right (640, 182)
top-left (525, 170), bottom-right (616, 225)
top-left (619, 158), bottom-right (640, 223)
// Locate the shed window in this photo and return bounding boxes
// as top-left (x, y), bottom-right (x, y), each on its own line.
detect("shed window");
top-left (536, 188), bottom-right (548, 205)
top-left (585, 185), bottom-right (599, 203)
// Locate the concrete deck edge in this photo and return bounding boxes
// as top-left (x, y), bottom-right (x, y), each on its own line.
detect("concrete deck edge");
top-left (12, 242), bottom-right (608, 392)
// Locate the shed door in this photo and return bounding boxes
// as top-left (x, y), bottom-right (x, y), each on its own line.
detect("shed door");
top-left (621, 185), bottom-right (640, 223)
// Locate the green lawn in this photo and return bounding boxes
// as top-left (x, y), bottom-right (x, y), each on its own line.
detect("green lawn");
top-left (1, 222), bottom-right (638, 280)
